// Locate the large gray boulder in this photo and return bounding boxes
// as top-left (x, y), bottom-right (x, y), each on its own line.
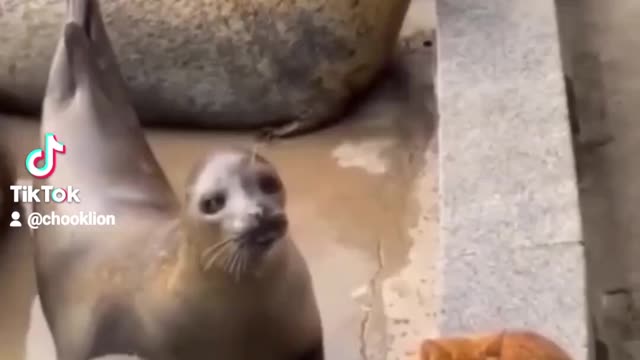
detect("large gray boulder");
top-left (0, 0), bottom-right (410, 134)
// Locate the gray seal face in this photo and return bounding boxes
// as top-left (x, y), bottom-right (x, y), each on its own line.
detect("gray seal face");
top-left (185, 149), bottom-right (288, 277)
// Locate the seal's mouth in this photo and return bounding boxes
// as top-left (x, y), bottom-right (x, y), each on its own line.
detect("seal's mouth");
top-left (236, 215), bottom-right (288, 250)
top-left (200, 215), bottom-right (288, 278)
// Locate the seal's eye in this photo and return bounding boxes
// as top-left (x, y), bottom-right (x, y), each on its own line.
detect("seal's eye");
top-left (199, 191), bottom-right (226, 215)
top-left (258, 174), bottom-right (281, 195)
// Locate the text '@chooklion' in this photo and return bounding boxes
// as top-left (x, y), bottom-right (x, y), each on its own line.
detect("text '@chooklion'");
top-left (8, 210), bottom-right (116, 230)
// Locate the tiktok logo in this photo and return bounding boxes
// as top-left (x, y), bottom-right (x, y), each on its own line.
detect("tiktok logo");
top-left (25, 133), bottom-right (66, 179)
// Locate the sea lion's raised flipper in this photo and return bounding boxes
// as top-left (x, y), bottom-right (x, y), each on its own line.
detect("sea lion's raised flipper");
top-left (66, 0), bottom-right (133, 111)
top-left (61, 23), bottom-right (99, 91)
top-left (41, 0), bottom-right (178, 213)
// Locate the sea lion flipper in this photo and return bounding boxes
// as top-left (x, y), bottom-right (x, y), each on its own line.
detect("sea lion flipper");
top-left (67, 0), bottom-right (89, 24)
top-left (69, 0), bottom-right (133, 108)
top-left (44, 0), bottom-right (96, 102)
top-left (44, 29), bottom-right (78, 103)
top-left (62, 23), bottom-right (100, 91)
top-left (42, 0), bottom-right (179, 210)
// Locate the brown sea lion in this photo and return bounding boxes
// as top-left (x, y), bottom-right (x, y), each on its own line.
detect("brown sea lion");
top-left (34, 0), bottom-right (323, 359)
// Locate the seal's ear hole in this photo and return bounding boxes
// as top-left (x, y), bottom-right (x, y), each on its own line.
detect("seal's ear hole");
top-left (199, 191), bottom-right (226, 215)
top-left (257, 173), bottom-right (282, 195)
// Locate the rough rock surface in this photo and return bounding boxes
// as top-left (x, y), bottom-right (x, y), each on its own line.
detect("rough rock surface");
top-left (0, 0), bottom-right (409, 131)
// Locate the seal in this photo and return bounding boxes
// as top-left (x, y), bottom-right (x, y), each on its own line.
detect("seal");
top-left (33, 0), bottom-right (324, 359)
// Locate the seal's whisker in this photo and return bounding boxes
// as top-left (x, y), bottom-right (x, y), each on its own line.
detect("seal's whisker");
top-left (203, 240), bottom-right (234, 271)
top-left (201, 238), bottom-right (232, 261)
top-left (232, 252), bottom-right (242, 278)
top-left (233, 247), bottom-right (246, 282)
top-left (239, 249), bottom-right (248, 277)
top-left (220, 251), bottom-right (231, 273)
top-left (203, 239), bottom-right (235, 266)
top-left (223, 247), bottom-right (238, 275)
top-left (203, 240), bottom-right (230, 266)
top-left (229, 248), bottom-right (238, 279)
top-left (236, 252), bottom-right (243, 279)
top-left (221, 242), bottom-right (241, 271)
top-left (230, 248), bottom-right (242, 280)
top-left (231, 252), bottom-right (240, 282)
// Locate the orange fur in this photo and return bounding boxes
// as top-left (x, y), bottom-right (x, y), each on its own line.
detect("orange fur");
top-left (420, 331), bottom-right (572, 360)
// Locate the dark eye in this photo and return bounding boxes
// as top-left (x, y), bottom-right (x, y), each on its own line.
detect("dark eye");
top-left (199, 191), bottom-right (226, 215)
top-left (258, 174), bottom-right (282, 194)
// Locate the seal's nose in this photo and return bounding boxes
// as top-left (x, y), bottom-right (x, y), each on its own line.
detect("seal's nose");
top-left (260, 214), bottom-right (287, 234)
top-left (247, 213), bottom-right (288, 248)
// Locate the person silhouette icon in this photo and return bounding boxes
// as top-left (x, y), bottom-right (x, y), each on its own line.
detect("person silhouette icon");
top-left (9, 211), bottom-right (21, 227)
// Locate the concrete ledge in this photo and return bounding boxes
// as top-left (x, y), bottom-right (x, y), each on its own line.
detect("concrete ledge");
top-left (435, 0), bottom-right (589, 358)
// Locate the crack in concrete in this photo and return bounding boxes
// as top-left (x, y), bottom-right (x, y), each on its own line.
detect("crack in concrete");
top-left (359, 234), bottom-right (386, 360)
top-left (358, 305), bottom-right (371, 360)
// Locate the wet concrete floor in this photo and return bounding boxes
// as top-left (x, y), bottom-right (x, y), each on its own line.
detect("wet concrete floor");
top-left (0, 1), bottom-right (437, 359)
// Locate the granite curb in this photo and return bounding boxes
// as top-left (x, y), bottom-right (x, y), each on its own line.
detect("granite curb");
top-left (434, 0), bottom-right (589, 358)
